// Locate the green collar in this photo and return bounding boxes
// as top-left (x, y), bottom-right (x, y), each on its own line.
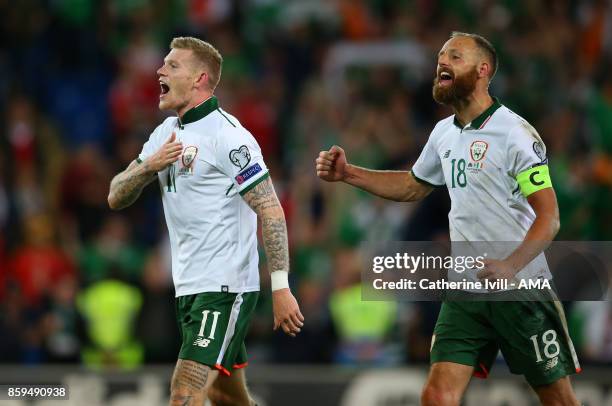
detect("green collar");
top-left (179, 96), bottom-right (219, 126)
top-left (453, 97), bottom-right (502, 130)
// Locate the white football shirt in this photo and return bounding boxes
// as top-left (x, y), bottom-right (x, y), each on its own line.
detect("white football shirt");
top-left (411, 98), bottom-right (552, 287)
top-left (138, 96), bottom-right (268, 296)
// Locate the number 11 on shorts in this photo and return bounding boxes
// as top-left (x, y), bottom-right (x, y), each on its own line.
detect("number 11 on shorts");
top-left (198, 310), bottom-right (221, 339)
top-left (530, 329), bottom-right (560, 362)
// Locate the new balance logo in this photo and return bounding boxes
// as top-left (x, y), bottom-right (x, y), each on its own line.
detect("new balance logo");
top-left (193, 337), bottom-right (211, 348)
top-left (443, 150), bottom-right (451, 159)
top-left (544, 356), bottom-right (558, 371)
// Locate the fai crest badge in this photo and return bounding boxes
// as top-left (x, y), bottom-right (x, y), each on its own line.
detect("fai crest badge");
top-left (229, 145), bottom-right (251, 170)
top-left (179, 146), bottom-right (198, 176)
top-left (469, 140), bottom-right (488, 162)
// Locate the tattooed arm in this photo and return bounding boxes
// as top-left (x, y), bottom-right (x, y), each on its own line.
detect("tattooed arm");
top-left (108, 132), bottom-right (183, 210)
top-left (242, 176), bottom-right (289, 273)
top-left (242, 176), bottom-right (304, 337)
top-left (107, 160), bottom-right (156, 210)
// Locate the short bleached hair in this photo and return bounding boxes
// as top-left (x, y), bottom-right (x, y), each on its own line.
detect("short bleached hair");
top-left (170, 37), bottom-right (223, 90)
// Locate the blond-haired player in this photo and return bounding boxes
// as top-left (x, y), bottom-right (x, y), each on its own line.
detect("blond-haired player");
top-left (109, 37), bottom-right (304, 406)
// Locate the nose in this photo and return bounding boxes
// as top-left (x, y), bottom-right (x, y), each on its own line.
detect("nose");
top-left (157, 65), bottom-right (165, 76)
top-left (438, 54), bottom-right (449, 68)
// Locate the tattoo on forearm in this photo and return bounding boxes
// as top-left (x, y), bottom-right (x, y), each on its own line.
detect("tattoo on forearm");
top-left (108, 160), bottom-right (155, 209)
top-left (262, 216), bottom-right (290, 273)
top-left (243, 178), bottom-right (290, 273)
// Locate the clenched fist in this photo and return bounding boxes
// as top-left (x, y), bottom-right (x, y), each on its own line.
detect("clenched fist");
top-left (316, 145), bottom-right (348, 182)
top-left (146, 132), bottom-right (183, 172)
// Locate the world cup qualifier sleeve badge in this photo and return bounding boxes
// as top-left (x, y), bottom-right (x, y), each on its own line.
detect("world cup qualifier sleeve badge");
top-left (229, 145), bottom-right (251, 170)
top-left (179, 146), bottom-right (198, 176)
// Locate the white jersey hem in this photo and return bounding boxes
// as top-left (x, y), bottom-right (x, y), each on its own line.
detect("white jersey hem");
top-left (175, 285), bottom-right (261, 298)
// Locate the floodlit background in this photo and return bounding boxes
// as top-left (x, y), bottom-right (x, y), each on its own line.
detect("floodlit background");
top-left (0, 0), bottom-right (611, 405)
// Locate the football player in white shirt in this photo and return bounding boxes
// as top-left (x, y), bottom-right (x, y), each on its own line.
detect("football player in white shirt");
top-left (108, 37), bottom-right (303, 406)
top-left (316, 32), bottom-right (580, 405)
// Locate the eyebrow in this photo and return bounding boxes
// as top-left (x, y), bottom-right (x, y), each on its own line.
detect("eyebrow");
top-left (439, 48), bottom-right (461, 56)
top-left (164, 58), bottom-right (179, 65)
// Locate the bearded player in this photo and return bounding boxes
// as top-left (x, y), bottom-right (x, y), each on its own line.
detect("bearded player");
top-left (316, 32), bottom-right (580, 405)
top-left (108, 37), bottom-right (304, 406)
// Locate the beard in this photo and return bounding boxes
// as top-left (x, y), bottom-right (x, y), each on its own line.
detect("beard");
top-left (432, 67), bottom-right (478, 105)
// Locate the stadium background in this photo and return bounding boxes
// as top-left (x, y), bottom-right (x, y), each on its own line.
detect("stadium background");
top-left (0, 0), bottom-right (611, 404)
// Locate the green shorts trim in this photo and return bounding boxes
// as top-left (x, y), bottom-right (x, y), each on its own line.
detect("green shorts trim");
top-left (430, 292), bottom-right (581, 387)
top-left (175, 291), bottom-right (258, 376)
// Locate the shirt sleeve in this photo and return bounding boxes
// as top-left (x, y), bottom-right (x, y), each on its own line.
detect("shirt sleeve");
top-left (507, 121), bottom-right (548, 177)
top-left (216, 127), bottom-right (269, 195)
top-left (411, 134), bottom-right (445, 187)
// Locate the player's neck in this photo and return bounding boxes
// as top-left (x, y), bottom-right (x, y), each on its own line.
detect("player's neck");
top-left (177, 92), bottom-right (214, 119)
top-left (452, 93), bottom-right (494, 128)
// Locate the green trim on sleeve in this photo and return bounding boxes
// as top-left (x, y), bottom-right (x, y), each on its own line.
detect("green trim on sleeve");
top-left (239, 171), bottom-right (270, 196)
top-left (410, 170), bottom-right (444, 188)
top-left (516, 164), bottom-right (552, 197)
top-left (136, 157), bottom-right (143, 164)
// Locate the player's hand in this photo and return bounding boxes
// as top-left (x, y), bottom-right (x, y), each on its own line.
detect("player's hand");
top-left (476, 258), bottom-right (518, 285)
top-left (146, 132), bottom-right (183, 172)
top-left (272, 288), bottom-right (304, 337)
top-left (316, 145), bottom-right (347, 182)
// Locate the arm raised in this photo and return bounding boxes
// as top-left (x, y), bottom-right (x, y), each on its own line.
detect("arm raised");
top-left (108, 160), bottom-right (157, 210)
top-left (316, 145), bottom-right (433, 202)
top-left (108, 132), bottom-right (183, 210)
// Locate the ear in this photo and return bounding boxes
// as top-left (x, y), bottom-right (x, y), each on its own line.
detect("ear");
top-left (478, 61), bottom-right (490, 80)
top-left (194, 71), bottom-right (210, 90)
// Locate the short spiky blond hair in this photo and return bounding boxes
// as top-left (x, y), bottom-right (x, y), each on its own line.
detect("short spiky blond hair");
top-left (170, 37), bottom-right (223, 90)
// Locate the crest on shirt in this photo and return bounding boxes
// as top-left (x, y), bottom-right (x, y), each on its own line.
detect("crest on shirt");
top-left (179, 146), bottom-right (198, 176)
top-left (229, 145), bottom-right (251, 170)
top-left (469, 140), bottom-right (488, 162)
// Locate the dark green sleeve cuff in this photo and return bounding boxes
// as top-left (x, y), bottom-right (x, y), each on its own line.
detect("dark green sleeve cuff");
top-left (239, 172), bottom-right (270, 196)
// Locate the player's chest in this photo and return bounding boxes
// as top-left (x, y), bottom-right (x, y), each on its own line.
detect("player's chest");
top-left (437, 133), bottom-right (505, 189)
top-left (158, 129), bottom-right (225, 193)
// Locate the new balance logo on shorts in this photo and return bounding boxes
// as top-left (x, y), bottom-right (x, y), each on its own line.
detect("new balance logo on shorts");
top-left (193, 337), bottom-right (211, 348)
top-left (544, 356), bottom-right (559, 371)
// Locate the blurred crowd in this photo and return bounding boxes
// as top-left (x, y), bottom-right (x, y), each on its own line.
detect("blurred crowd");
top-left (0, 0), bottom-right (611, 370)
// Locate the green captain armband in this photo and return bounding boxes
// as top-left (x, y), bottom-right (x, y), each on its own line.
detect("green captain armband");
top-left (516, 164), bottom-right (552, 197)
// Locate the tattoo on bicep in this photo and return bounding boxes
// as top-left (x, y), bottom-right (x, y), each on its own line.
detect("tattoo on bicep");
top-left (242, 178), bottom-right (278, 214)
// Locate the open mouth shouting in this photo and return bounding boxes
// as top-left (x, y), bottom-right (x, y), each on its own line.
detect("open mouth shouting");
top-left (437, 70), bottom-right (454, 87)
top-left (159, 80), bottom-right (170, 99)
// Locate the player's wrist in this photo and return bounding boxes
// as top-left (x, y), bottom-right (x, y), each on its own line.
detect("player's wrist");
top-left (271, 271), bottom-right (289, 291)
top-left (141, 157), bottom-right (159, 173)
top-left (343, 164), bottom-right (357, 183)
